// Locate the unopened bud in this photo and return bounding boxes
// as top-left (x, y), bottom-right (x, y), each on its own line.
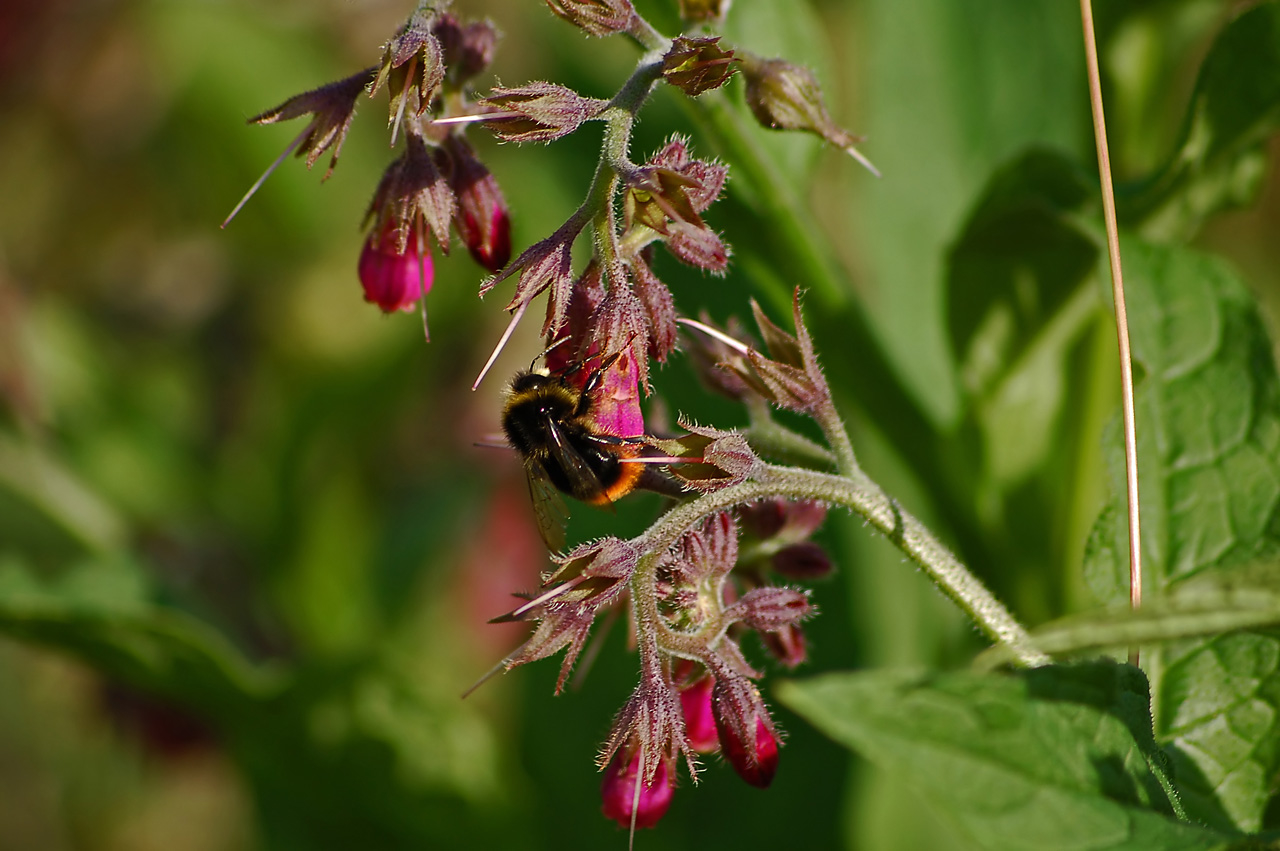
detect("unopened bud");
top-left (679, 676), bottom-right (719, 753)
top-left (742, 55), bottom-right (878, 176)
top-left (772, 542), bottom-right (833, 580)
top-left (546, 0), bottom-right (635, 37)
top-left (601, 750), bottom-right (674, 829)
top-left (439, 136), bottom-right (511, 273)
top-left (678, 0), bottom-right (731, 25)
top-left (711, 674), bottom-right (780, 788)
top-left (482, 82), bottom-right (609, 143)
top-left (358, 225), bottom-right (432, 314)
top-left (434, 14), bottom-right (498, 84)
top-left (738, 500), bottom-right (787, 540)
top-left (727, 586), bottom-right (813, 632)
top-left (665, 222), bottom-right (729, 274)
top-left (663, 36), bottom-right (737, 97)
top-left (761, 623), bottom-right (807, 668)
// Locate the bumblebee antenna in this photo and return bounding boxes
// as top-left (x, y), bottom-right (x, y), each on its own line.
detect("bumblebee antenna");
top-left (532, 335), bottom-right (571, 372)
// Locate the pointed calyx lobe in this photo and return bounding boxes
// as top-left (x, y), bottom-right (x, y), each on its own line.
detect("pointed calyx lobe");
top-left (545, 0), bottom-right (637, 37)
top-left (497, 538), bottom-right (638, 693)
top-left (365, 130), bottom-right (456, 254)
top-left (482, 216), bottom-right (585, 335)
top-left (250, 67), bottom-right (376, 178)
top-left (599, 653), bottom-right (695, 785)
top-left (371, 1), bottom-right (447, 120)
top-left (697, 289), bottom-right (832, 415)
top-left (481, 82), bottom-right (609, 143)
top-left (662, 36), bottom-right (737, 97)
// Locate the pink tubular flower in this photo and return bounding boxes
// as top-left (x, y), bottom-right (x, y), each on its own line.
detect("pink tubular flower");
top-left (601, 750), bottom-right (674, 829)
top-left (358, 226), bottom-right (433, 313)
top-left (590, 346), bottom-right (645, 438)
top-left (679, 675), bottom-right (719, 753)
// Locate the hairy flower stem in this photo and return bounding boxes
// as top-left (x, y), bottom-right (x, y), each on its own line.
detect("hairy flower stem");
top-left (743, 413), bottom-right (835, 471)
top-left (632, 465), bottom-right (1049, 668)
top-left (813, 402), bottom-right (859, 478)
top-left (575, 57), bottom-right (667, 276)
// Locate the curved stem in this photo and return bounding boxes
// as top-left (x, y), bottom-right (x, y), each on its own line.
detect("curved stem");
top-left (636, 465), bottom-right (1048, 668)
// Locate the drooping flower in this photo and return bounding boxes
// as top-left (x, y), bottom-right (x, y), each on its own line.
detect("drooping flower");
top-left (600, 748), bottom-right (674, 829)
top-left (358, 225), bottom-right (432, 314)
top-left (438, 135), bottom-right (511, 273)
top-left (711, 671), bottom-right (781, 788)
top-left (679, 674), bottom-right (719, 753)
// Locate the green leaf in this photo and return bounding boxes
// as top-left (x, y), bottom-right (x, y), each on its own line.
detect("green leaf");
top-left (853, 0), bottom-right (1086, 426)
top-left (237, 657), bottom-right (512, 850)
top-left (0, 555), bottom-right (276, 718)
top-left (1120, 3), bottom-right (1280, 236)
top-left (778, 663), bottom-right (1232, 851)
top-left (1084, 241), bottom-right (1280, 831)
top-left (0, 432), bottom-right (127, 558)
top-left (946, 148), bottom-right (1100, 485)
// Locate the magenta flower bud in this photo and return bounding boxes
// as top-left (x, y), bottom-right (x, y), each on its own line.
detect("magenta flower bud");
top-left (712, 674), bottom-right (780, 788)
top-left (726, 586), bottom-right (813, 633)
top-left (601, 750), bottom-right (674, 829)
top-left (738, 500), bottom-right (788, 540)
top-left (761, 623), bottom-right (808, 669)
top-left (772, 542), bottom-right (833, 580)
top-left (358, 227), bottom-right (432, 313)
top-left (662, 36), bottom-right (737, 97)
top-left (440, 136), bottom-right (511, 273)
top-left (679, 676), bottom-right (719, 753)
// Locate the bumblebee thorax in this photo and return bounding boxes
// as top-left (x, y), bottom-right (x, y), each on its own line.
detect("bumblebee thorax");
top-left (501, 371), bottom-right (584, 452)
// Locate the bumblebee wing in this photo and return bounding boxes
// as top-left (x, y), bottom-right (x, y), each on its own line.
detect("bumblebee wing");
top-left (543, 414), bottom-right (610, 504)
top-left (526, 461), bottom-right (570, 553)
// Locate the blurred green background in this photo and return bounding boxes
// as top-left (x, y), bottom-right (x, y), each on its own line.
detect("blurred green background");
top-left (1, 0), bottom-right (1276, 848)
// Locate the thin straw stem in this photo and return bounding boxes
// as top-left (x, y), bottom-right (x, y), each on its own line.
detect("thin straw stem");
top-left (1080, 0), bottom-right (1143, 665)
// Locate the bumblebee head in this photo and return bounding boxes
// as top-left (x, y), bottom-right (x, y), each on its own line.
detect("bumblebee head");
top-left (508, 369), bottom-right (554, 396)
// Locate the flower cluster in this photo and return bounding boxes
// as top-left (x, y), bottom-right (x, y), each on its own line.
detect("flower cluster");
top-left (226, 3), bottom-right (512, 334)
top-left (233, 0), bottom-right (878, 837)
top-left (495, 499), bottom-right (829, 828)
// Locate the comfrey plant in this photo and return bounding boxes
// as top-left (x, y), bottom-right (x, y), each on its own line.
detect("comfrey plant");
top-left (228, 0), bottom-right (1045, 835)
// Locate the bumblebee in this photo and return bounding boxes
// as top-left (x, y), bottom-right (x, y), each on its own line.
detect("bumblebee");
top-left (501, 351), bottom-right (681, 550)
